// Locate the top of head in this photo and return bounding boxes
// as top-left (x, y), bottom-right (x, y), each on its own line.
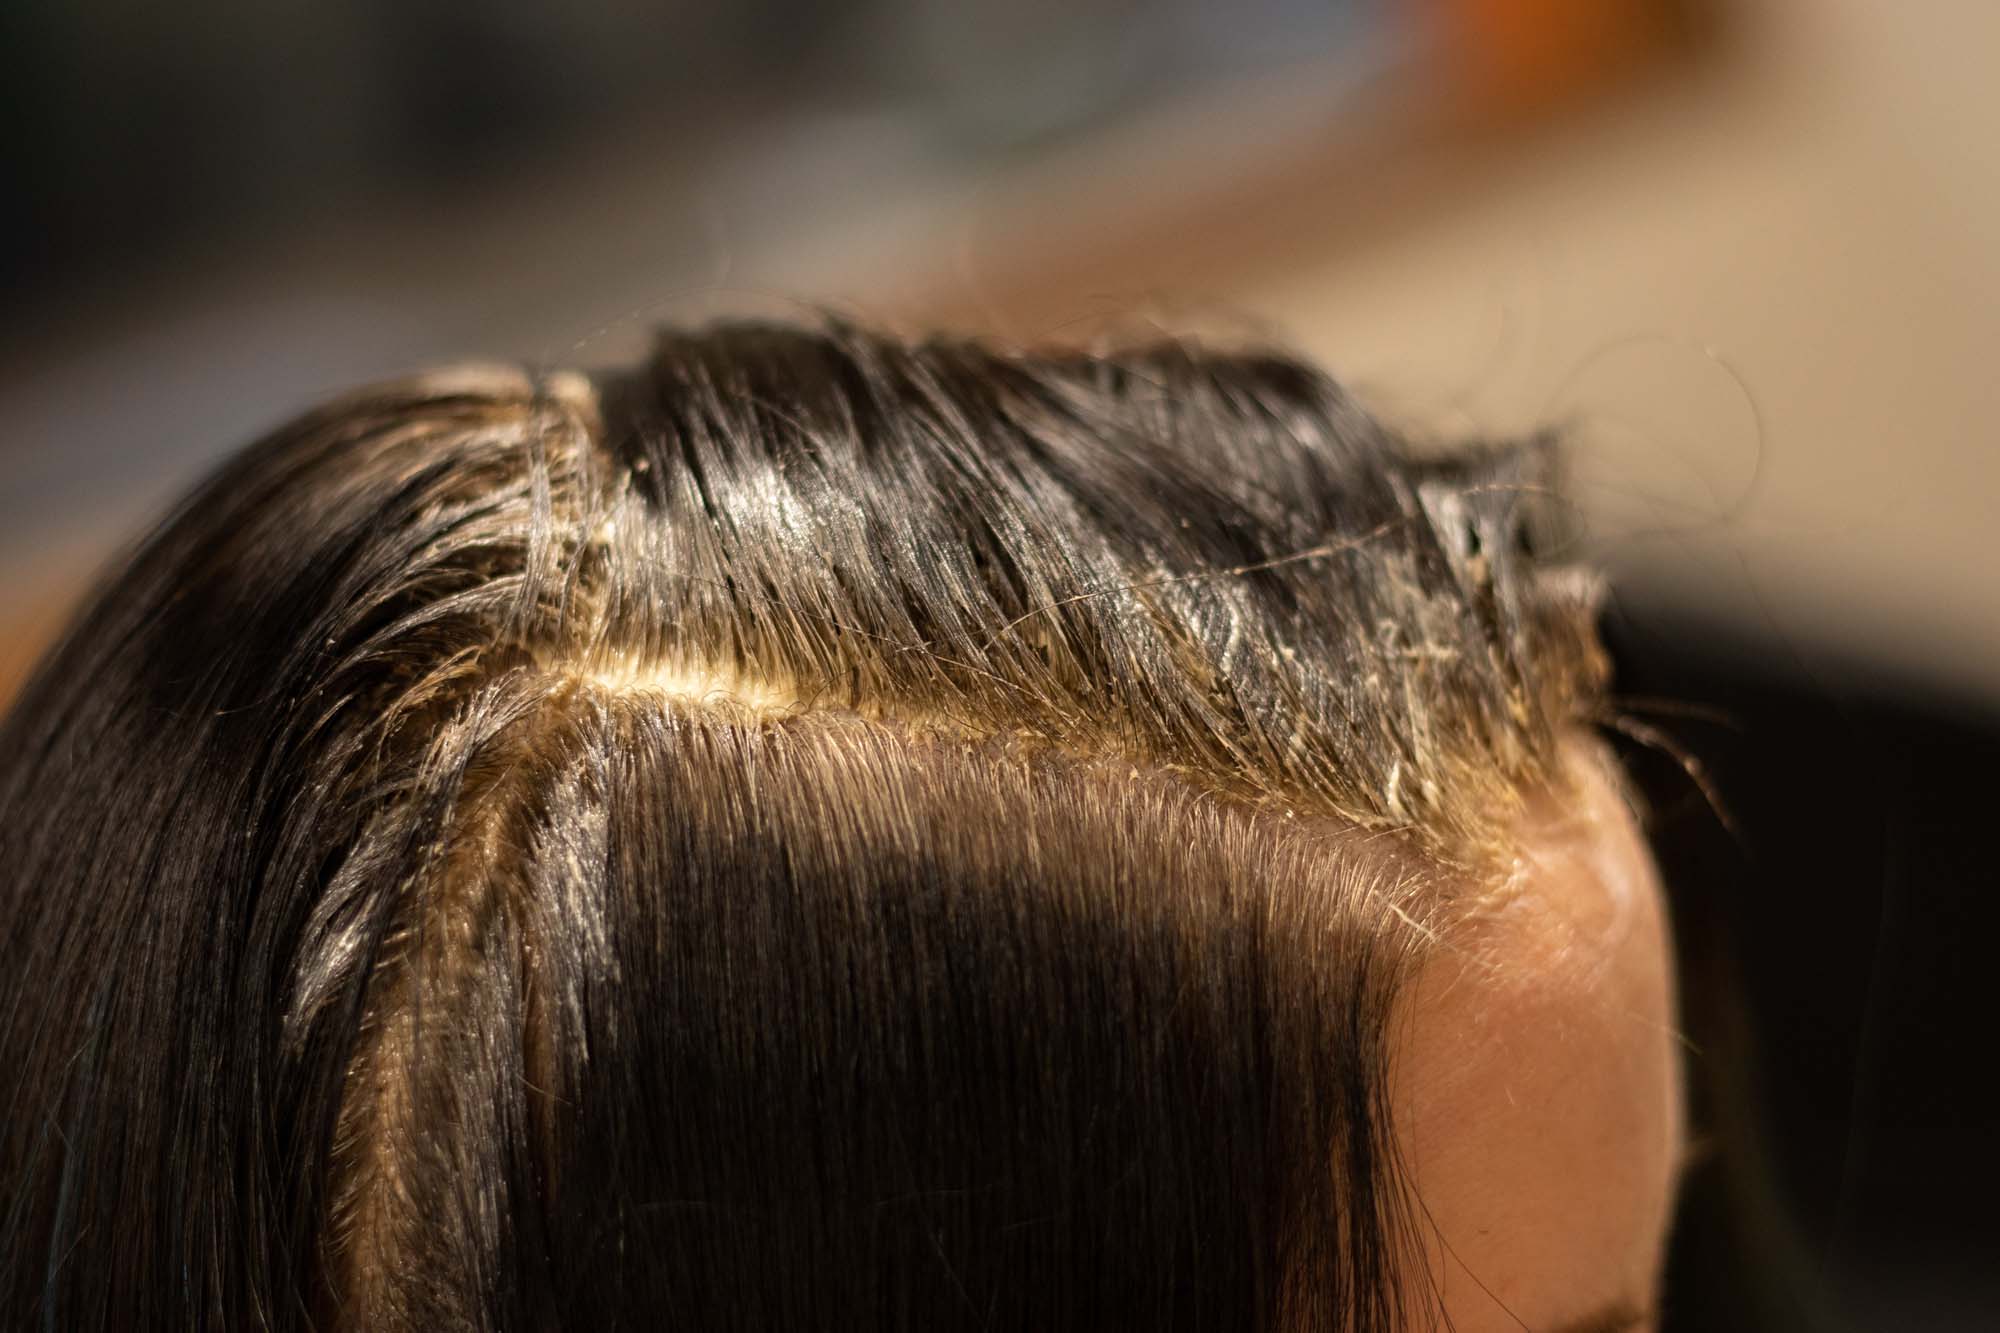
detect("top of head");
top-left (0, 318), bottom-right (1618, 1331)
top-left (284, 322), bottom-right (1604, 852)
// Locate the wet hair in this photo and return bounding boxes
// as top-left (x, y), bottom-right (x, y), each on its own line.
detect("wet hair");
top-left (0, 320), bottom-right (1607, 1330)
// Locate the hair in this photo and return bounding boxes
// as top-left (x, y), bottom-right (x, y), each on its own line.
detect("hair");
top-left (0, 319), bottom-right (1608, 1331)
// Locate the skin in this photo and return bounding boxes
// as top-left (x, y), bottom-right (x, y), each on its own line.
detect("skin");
top-left (1391, 740), bottom-right (1687, 1332)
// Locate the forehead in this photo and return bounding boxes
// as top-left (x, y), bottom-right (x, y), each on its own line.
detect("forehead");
top-left (1389, 741), bottom-right (1685, 1330)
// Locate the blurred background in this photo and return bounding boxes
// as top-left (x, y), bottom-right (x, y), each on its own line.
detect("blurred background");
top-left (3, 1), bottom-right (1995, 1327)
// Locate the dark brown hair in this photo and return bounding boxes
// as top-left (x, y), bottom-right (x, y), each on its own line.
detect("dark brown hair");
top-left (0, 320), bottom-right (1606, 1330)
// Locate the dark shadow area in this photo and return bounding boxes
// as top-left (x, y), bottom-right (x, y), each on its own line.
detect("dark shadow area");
top-left (1610, 601), bottom-right (2000, 1332)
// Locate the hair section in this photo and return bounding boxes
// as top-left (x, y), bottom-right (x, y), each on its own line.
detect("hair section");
top-left (0, 321), bottom-right (1606, 1330)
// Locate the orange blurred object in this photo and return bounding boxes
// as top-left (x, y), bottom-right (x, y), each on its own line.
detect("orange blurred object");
top-left (1438, 0), bottom-right (1695, 122)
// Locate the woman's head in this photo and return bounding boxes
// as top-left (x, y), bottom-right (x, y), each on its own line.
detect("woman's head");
top-left (0, 321), bottom-right (1679, 1329)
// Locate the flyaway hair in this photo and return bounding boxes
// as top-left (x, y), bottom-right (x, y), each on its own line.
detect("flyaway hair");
top-left (0, 320), bottom-right (1607, 1330)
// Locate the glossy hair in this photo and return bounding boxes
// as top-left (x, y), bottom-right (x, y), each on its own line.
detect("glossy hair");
top-left (0, 320), bottom-right (1607, 1330)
